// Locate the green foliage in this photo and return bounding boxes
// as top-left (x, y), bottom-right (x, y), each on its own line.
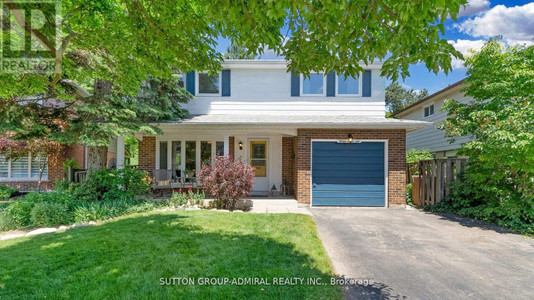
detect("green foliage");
top-left (406, 148), bottom-right (434, 164)
top-left (426, 173), bottom-right (534, 234)
top-left (437, 39), bottom-right (534, 234)
top-left (386, 83), bottom-right (429, 114)
top-left (73, 168), bottom-right (151, 202)
top-left (124, 136), bottom-right (139, 166)
top-left (0, 185), bottom-right (18, 199)
top-left (63, 158), bottom-right (79, 172)
top-left (169, 189), bottom-right (205, 208)
top-left (0, 200), bottom-right (34, 230)
top-left (406, 183), bottom-right (412, 205)
top-left (30, 202), bottom-right (71, 227)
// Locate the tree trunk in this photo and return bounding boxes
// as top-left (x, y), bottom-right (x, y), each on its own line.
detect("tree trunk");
top-left (37, 159), bottom-right (47, 192)
top-left (87, 146), bottom-right (108, 172)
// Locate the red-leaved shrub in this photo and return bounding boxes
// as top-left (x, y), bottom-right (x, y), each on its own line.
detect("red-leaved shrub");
top-left (197, 156), bottom-right (254, 210)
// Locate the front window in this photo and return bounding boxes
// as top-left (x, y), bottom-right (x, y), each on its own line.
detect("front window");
top-left (301, 73), bottom-right (325, 95)
top-left (337, 74), bottom-right (360, 96)
top-left (0, 154), bottom-right (48, 180)
top-left (198, 72), bottom-right (220, 95)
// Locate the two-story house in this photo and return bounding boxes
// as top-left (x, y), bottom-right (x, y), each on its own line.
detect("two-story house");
top-left (391, 79), bottom-right (472, 158)
top-left (121, 60), bottom-right (429, 207)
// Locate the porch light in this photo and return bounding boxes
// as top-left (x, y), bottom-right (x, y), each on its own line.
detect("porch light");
top-left (348, 133), bottom-right (353, 143)
top-left (239, 141), bottom-right (243, 150)
top-left (270, 184), bottom-right (278, 197)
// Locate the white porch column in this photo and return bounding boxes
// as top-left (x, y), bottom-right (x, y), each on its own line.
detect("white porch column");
top-left (224, 136), bottom-right (230, 156)
top-left (116, 136), bottom-right (125, 169)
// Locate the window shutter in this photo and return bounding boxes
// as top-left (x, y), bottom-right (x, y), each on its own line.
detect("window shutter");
top-left (326, 71), bottom-right (335, 97)
top-left (186, 71), bottom-right (195, 95)
top-left (291, 72), bottom-right (300, 96)
top-left (221, 70), bottom-right (231, 97)
top-left (362, 70), bottom-right (372, 97)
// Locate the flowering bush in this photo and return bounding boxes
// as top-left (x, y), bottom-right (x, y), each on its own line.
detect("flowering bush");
top-left (197, 156), bottom-right (254, 210)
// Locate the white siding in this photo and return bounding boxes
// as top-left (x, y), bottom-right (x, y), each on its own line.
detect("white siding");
top-left (182, 68), bottom-right (385, 117)
top-left (402, 90), bottom-right (474, 153)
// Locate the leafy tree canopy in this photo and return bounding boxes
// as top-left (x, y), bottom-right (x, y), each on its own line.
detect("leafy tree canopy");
top-left (386, 83), bottom-right (428, 114)
top-left (0, 0), bottom-right (466, 146)
top-left (440, 39), bottom-right (534, 205)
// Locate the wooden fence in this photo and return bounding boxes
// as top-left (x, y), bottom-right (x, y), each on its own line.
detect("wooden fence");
top-left (414, 158), bottom-right (468, 207)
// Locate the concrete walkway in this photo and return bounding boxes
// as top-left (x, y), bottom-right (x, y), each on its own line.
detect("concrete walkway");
top-left (311, 207), bottom-right (534, 300)
top-left (249, 199), bottom-right (311, 215)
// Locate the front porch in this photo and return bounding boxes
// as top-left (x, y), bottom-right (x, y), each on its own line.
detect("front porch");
top-left (129, 126), bottom-right (298, 197)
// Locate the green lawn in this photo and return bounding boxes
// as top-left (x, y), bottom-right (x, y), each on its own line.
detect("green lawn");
top-left (0, 210), bottom-right (342, 299)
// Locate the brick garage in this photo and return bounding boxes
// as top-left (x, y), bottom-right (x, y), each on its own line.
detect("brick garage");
top-left (295, 129), bottom-right (406, 207)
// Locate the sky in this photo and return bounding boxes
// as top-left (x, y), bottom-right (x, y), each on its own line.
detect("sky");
top-left (215, 0), bottom-right (534, 94)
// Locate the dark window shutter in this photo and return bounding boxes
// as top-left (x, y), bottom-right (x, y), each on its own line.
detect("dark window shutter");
top-left (221, 70), bottom-right (231, 97)
top-left (186, 71), bottom-right (195, 95)
top-left (362, 70), bottom-right (372, 97)
top-left (291, 72), bottom-right (300, 96)
top-left (326, 71), bottom-right (335, 97)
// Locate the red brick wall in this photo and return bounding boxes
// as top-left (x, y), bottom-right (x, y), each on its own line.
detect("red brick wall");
top-left (282, 137), bottom-right (296, 194)
top-left (138, 136), bottom-right (156, 175)
top-left (66, 144), bottom-right (85, 169)
top-left (295, 129), bottom-right (406, 207)
top-left (229, 137), bottom-right (235, 158)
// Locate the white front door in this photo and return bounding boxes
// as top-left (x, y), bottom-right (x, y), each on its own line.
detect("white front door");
top-left (250, 140), bottom-right (269, 193)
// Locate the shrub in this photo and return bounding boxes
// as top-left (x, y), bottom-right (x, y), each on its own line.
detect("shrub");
top-left (426, 171), bottom-right (534, 235)
top-left (0, 200), bottom-right (34, 230)
top-left (73, 201), bottom-right (129, 222)
top-left (197, 156), bottom-right (254, 210)
top-left (74, 168), bottom-right (151, 202)
top-left (406, 183), bottom-right (412, 205)
top-left (0, 185), bottom-right (18, 200)
top-left (30, 202), bottom-right (71, 227)
top-left (169, 187), bottom-right (205, 208)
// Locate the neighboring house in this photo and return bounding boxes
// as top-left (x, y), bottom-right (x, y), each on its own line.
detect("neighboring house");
top-left (124, 60), bottom-right (429, 207)
top-left (0, 139), bottom-right (118, 191)
top-left (391, 79), bottom-right (472, 158)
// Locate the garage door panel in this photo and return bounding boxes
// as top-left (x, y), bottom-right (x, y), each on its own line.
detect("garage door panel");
top-left (312, 197), bottom-right (385, 206)
top-left (312, 155), bottom-right (384, 164)
top-left (312, 141), bottom-right (386, 207)
top-left (313, 170), bottom-right (384, 179)
top-left (312, 149), bottom-right (384, 157)
top-left (313, 184), bottom-right (385, 192)
top-left (313, 163), bottom-right (385, 171)
top-left (314, 177), bottom-right (384, 185)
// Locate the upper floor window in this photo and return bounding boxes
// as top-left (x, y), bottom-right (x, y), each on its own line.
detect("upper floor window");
top-left (301, 73), bottom-right (325, 96)
top-left (424, 104), bottom-right (434, 118)
top-left (197, 72), bottom-right (221, 95)
top-left (0, 154), bottom-right (48, 180)
top-left (337, 74), bottom-right (360, 96)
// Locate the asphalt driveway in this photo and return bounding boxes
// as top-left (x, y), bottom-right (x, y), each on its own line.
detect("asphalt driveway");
top-left (311, 207), bottom-right (534, 300)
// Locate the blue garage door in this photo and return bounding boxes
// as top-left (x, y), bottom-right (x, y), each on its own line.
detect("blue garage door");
top-left (312, 141), bottom-right (385, 206)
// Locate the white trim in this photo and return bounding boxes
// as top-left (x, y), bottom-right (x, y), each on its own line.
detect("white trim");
top-left (195, 71), bottom-right (222, 96)
top-left (309, 139), bottom-right (388, 208)
top-left (335, 73), bottom-right (362, 97)
top-left (300, 73), bottom-right (327, 96)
